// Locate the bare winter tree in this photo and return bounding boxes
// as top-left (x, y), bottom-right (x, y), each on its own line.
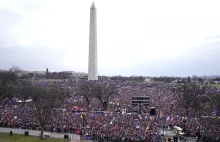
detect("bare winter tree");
top-left (29, 85), bottom-right (69, 139)
top-left (94, 82), bottom-right (119, 111)
top-left (0, 68), bottom-right (20, 101)
top-left (78, 81), bottom-right (97, 109)
top-left (178, 82), bottom-right (205, 116)
top-left (15, 80), bottom-right (33, 106)
top-left (208, 91), bottom-right (220, 116)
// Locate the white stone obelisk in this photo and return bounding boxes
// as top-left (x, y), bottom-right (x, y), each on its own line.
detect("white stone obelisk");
top-left (88, 2), bottom-right (98, 80)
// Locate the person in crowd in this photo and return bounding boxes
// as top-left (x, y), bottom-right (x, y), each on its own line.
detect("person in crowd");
top-left (0, 79), bottom-right (219, 141)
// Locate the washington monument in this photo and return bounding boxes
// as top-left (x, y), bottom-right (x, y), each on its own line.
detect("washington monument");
top-left (88, 2), bottom-right (98, 80)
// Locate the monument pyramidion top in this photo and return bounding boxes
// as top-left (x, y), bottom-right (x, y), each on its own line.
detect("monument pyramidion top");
top-left (91, 2), bottom-right (96, 9)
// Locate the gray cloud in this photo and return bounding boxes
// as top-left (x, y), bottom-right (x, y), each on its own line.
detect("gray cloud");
top-left (0, 9), bottom-right (21, 43)
top-left (1, 1), bottom-right (220, 77)
top-left (1, 39), bottom-right (220, 76)
top-left (205, 35), bottom-right (220, 41)
top-left (13, 0), bottom-right (41, 12)
top-left (0, 45), bottom-right (65, 71)
top-left (120, 42), bottom-right (220, 77)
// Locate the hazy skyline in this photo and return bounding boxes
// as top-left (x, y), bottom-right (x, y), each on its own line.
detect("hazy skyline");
top-left (1, 0), bottom-right (220, 77)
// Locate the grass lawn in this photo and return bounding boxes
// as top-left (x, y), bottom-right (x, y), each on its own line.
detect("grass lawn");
top-left (0, 133), bottom-right (68, 142)
top-left (210, 84), bottom-right (220, 88)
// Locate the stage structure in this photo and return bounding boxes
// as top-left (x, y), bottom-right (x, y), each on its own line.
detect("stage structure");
top-left (132, 96), bottom-right (149, 114)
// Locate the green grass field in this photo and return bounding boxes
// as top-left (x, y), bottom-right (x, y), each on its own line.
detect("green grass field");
top-left (0, 133), bottom-right (68, 142)
top-left (210, 84), bottom-right (220, 88)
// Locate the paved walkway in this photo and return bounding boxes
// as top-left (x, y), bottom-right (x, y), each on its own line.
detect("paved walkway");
top-left (160, 129), bottom-right (197, 142)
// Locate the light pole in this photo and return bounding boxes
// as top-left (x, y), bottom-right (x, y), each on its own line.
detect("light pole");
top-left (163, 121), bottom-right (165, 137)
top-left (162, 117), bottom-right (165, 141)
top-left (182, 117), bottom-right (187, 134)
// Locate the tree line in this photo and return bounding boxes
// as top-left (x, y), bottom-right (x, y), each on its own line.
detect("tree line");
top-left (0, 68), bottom-right (70, 139)
top-left (174, 79), bottom-right (220, 117)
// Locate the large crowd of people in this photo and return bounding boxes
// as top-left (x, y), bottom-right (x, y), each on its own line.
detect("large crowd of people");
top-left (0, 79), bottom-right (220, 141)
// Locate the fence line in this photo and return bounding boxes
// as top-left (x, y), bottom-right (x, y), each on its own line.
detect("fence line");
top-left (0, 127), bottom-right (80, 140)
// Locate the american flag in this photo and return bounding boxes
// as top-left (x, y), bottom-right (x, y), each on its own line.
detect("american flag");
top-left (212, 109), bottom-right (217, 116)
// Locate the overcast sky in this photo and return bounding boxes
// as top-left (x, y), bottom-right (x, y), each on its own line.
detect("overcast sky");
top-left (0, 0), bottom-right (220, 77)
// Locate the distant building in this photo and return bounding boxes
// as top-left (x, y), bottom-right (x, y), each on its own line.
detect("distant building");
top-left (46, 68), bottom-right (49, 75)
top-left (171, 80), bottom-right (178, 84)
top-left (98, 76), bottom-right (110, 80)
top-left (145, 78), bottom-right (150, 82)
top-left (214, 81), bottom-right (220, 84)
top-left (80, 76), bottom-right (88, 80)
